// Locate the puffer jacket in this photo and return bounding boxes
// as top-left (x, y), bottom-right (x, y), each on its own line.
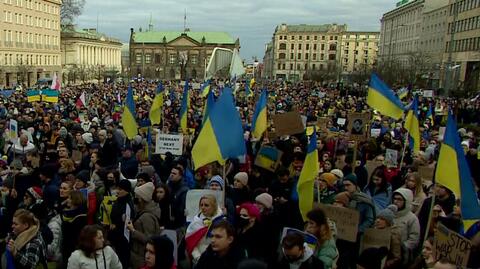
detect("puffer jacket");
top-left (47, 214), bottom-right (62, 262)
top-left (67, 246), bottom-right (122, 269)
top-left (314, 238), bottom-right (338, 269)
top-left (393, 188), bottom-right (421, 263)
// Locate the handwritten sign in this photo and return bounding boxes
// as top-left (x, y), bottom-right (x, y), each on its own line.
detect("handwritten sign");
top-left (434, 224), bottom-right (472, 268)
top-left (361, 228), bottom-right (391, 252)
top-left (272, 112), bottom-right (305, 136)
top-left (156, 133), bottom-right (184, 156)
top-left (316, 204), bottom-right (359, 242)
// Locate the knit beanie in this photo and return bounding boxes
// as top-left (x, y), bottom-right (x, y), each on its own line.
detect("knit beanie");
top-left (377, 204), bottom-right (398, 226)
top-left (76, 170), bottom-right (90, 184)
top-left (334, 191), bottom-right (351, 207)
top-left (255, 193), bottom-right (273, 209)
top-left (135, 182), bottom-right (154, 202)
top-left (234, 172), bottom-right (249, 186)
top-left (82, 133), bottom-right (93, 144)
top-left (331, 169), bottom-right (344, 179)
top-left (118, 179), bottom-right (133, 193)
top-left (237, 202), bottom-right (261, 220)
top-left (319, 172), bottom-right (337, 187)
top-left (209, 175), bottom-right (225, 190)
top-left (343, 173), bottom-right (358, 186)
top-left (357, 247), bottom-right (389, 269)
top-left (26, 186), bottom-right (43, 200)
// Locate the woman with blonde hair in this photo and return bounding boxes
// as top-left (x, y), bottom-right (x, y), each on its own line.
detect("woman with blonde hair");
top-left (185, 194), bottom-right (223, 264)
top-left (402, 172), bottom-right (427, 214)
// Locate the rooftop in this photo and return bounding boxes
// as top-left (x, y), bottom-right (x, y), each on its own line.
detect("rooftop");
top-left (61, 26), bottom-right (122, 44)
top-left (275, 23), bottom-right (348, 33)
top-left (132, 31), bottom-right (236, 44)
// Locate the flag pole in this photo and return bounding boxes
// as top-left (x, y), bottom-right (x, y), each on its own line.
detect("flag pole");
top-left (399, 134), bottom-right (409, 170)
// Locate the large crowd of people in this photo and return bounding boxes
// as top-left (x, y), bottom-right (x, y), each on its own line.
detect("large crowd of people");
top-left (0, 78), bottom-right (479, 269)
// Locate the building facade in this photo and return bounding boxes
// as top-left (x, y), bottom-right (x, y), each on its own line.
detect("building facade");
top-left (61, 26), bottom-right (122, 83)
top-left (263, 24), bottom-right (379, 81)
top-left (0, 0), bottom-right (61, 87)
top-left (444, 0), bottom-right (480, 93)
top-left (129, 27), bottom-right (240, 80)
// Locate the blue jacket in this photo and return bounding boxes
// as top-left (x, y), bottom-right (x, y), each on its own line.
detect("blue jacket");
top-left (363, 184), bottom-right (392, 214)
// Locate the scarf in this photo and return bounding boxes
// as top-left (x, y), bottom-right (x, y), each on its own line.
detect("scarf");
top-left (14, 224), bottom-right (39, 251)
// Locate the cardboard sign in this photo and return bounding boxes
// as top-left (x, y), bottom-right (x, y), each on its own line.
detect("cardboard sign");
top-left (365, 160), bottom-right (383, 181)
top-left (272, 112), bottom-right (305, 136)
top-left (418, 166), bottom-right (435, 182)
top-left (385, 149), bottom-right (398, 168)
top-left (361, 228), bottom-right (391, 252)
top-left (423, 90), bottom-right (434, 98)
top-left (254, 146), bottom-right (283, 172)
top-left (185, 190), bottom-right (224, 223)
top-left (156, 133), bottom-right (184, 156)
top-left (434, 224), bottom-right (472, 268)
top-left (348, 113), bottom-right (370, 141)
top-left (317, 204), bottom-right (359, 242)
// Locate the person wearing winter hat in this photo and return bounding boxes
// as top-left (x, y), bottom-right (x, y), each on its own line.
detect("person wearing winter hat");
top-left (231, 172), bottom-right (251, 206)
top-left (22, 186), bottom-right (48, 220)
top-left (255, 193), bottom-right (273, 212)
top-left (357, 247), bottom-right (389, 269)
top-left (233, 172), bottom-right (249, 188)
top-left (74, 170), bottom-right (90, 190)
top-left (374, 205), bottom-right (402, 269)
top-left (333, 191), bottom-right (351, 208)
top-left (208, 175), bottom-right (236, 224)
top-left (128, 181), bottom-right (161, 269)
top-left (110, 179), bottom-right (135, 269)
top-left (208, 175), bottom-right (225, 191)
top-left (81, 132), bottom-right (93, 145)
top-left (236, 202), bottom-right (268, 260)
top-left (315, 173), bottom-right (338, 204)
top-left (330, 169), bottom-right (344, 180)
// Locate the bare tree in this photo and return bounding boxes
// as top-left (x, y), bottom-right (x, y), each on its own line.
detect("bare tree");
top-left (61, 0), bottom-right (86, 26)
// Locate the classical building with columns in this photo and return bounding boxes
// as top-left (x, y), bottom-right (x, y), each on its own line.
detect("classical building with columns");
top-left (129, 26), bottom-right (240, 80)
top-left (61, 25), bottom-right (122, 83)
top-left (0, 0), bottom-right (62, 87)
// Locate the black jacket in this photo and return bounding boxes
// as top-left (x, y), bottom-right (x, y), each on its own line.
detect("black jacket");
top-left (274, 255), bottom-right (325, 269)
top-left (195, 244), bottom-right (246, 269)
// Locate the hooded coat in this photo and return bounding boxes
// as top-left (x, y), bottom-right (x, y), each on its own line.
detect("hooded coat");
top-left (392, 188), bottom-right (421, 263)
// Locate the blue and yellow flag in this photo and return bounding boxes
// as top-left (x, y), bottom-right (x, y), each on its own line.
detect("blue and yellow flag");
top-left (122, 85), bottom-right (138, 140)
top-left (26, 90), bottom-right (41, 102)
top-left (426, 103), bottom-right (434, 125)
top-left (180, 81), bottom-right (190, 133)
top-left (149, 82), bottom-right (164, 125)
top-left (436, 111), bottom-right (480, 230)
top-left (201, 80), bottom-right (211, 98)
top-left (202, 89), bottom-right (215, 127)
top-left (367, 73), bottom-right (404, 120)
top-left (404, 95), bottom-right (420, 153)
top-left (251, 89), bottom-right (267, 139)
top-left (245, 79), bottom-right (254, 98)
top-left (191, 88), bottom-right (246, 169)
top-left (42, 89), bottom-right (59, 103)
top-left (297, 128), bottom-right (319, 221)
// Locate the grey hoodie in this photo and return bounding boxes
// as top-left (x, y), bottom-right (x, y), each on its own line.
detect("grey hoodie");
top-left (393, 188), bottom-right (421, 252)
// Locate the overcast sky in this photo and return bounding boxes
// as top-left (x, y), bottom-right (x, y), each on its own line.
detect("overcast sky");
top-left (76, 0), bottom-right (397, 62)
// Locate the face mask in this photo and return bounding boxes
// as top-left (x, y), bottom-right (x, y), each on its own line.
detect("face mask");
top-left (237, 216), bottom-right (250, 228)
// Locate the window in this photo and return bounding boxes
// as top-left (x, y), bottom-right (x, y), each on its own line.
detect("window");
top-left (329, 44), bottom-right (337, 51)
top-left (190, 55), bottom-right (198, 65)
top-left (169, 53), bottom-right (176, 64)
top-left (320, 54), bottom-right (324, 60)
top-left (298, 44), bottom-right (302, 50)
top-left (291, 44), bottom-right (294, 50)
top-left (279, 53), bottom-right (286, 59)
top-left (321, 44), bottom-right (325, 50)
top-left (299, 36), bottom-right (302, 40)
top-left (328, 54), bottom-right (335, 60)
top-left (282, 63), bottom-right (286, 70)
top-left (291, 36), bottom-right (295, 40)
top-left (305, 53), bottom-right (309, 60)
top-left (312, 64), bottom-right (316, 70)
top-left (279, 43), bottom-right (286, 50)
top-left (307, 36), bottom-right (310, 40)
top-left (297, 53), bottom-right (301, 60)
top-left (277, 63), bottom-right (281, 70)
top-left (313, 44), bottom-right (317, 50)
top-left (145, 53), bottom-right (151, 64)
top-left (136, 53), bottom-right (142, 64)
top-left (279, 36), bottom-right (282, 40)
top-left (290, 63), bottom-right (293, 69)
top-left (322, 36), bottom-right (325, 40)
top-left (313, 53), bottom-right (317, 60)
top-left (306, 44), bottom-right (310, 50)
top-left (290, 53), bottom-right (294, 59)
top-left (314, 36), bottom-right (317, 40)
top-left (329, 36), bottom-right (333, 40)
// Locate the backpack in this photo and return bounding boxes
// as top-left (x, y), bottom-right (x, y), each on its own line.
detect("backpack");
top-left (99, 195), bottom-right (117, 225)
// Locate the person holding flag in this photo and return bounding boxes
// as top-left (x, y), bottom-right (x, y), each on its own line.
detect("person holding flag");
top-left (122, 85), bottom-right (138, 140)
top-left (251, 89), bottom-right (268, 139)
top-left (297, 127), bottom-right (319, 221)
top-left (404, 95), bottom-right (421, 154)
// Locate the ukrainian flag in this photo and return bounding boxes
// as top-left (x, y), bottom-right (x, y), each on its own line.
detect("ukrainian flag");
top-left (201, 79), bottom-right (211, 98)
top-left (297, 127), bottom-right (319, 221)
top-left (436, 111), bottom-right (480, 230)
top-left (122, 85), bottom-right (138, 139)
top-left (191, 88), bottom-right (246, 169)
top-left (42, 89), bottom-right (59, 103)
top-left (367, 73), bottom-right (404, 120)
top-left (149, 82), bottom-right (164, 125)
top-left (255, 146), bottom-right (280, 170)
top-left (245, 80), bottom-right (254, 98)
top-left (180, 81), bottom-right (190, 133)
top-left (251, 89), bottom-right (267, 139)
top-left (404, 95), bottom-right (420, 153)
top-left (26, 90), bottom-right (41, 102)
top-left (426, 103), bottom-right (434, 125)
top-left (202, 89), bottom-right (215, 127)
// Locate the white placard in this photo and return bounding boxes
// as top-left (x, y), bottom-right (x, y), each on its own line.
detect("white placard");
top-left (185, 190), bottom-right (224, 223)
top-left (301, 116), bottom-right (307, 129)
top-left (438, 127), bottom-right (446, 141)
top-left (191, 83), bottom-right (201, 90)
top-left (9, 119), bottom-right (18, 143)
top-left (423, 90), bottom-right (434, 98)
top-left (155, 133), bottom-right (184, 156)
top-left (337, 118), bottom-right (346, 126)
top-left (371, 128), bottom-right (381, 138)
top-left (124, 204), bottom-right (131, 241)
top-left (385, 148), bottom-right (399, 167)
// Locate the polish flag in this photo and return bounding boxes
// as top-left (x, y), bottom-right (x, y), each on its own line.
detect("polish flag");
top-left (76, 91), bottom-right (86, 108)
top-left (51, 72), bottom-right (61, 91)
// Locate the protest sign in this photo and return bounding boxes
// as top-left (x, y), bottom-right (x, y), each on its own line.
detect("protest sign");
top-left (365, 160), bottom-right (383, 181)
top-left (385, 149), bottom-right (399, 168)
top-left (361, 228), bottom-right (391, 252)
top-left (317, 204), bottom-right (359, 242)
top-left (155, 133), bottom-right (184, 155)
top-left (254, 146), bottom-right (283, 172)
top-left (348, 113), bottom-right (370, 141)
top-left (434, 224), bottom-right (472, 268)
top-left (337, 118), bottom-right (346, 126)
top-left (272, 112), bottom-right (304, 136)
top-left (370, 128), bottom-right (381, 138)
top-left (423, 90), bottom-right (434, 98)
top-left (9, 119), bottom-right (18, 143)
top-left (185, 190), bottom-right (224, 222)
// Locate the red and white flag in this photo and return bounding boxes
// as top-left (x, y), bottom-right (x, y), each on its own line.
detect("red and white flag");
top-left (51, 72), bottom-right (61, 91)
top-left (76, 91), bottom-right (86, 108)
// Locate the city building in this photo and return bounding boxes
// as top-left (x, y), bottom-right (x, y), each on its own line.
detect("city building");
top-left (61, 26), bottom-right (122, 83)
top-left (129, 25), bottom-right (240, 80)
top-left (121, 43), bottom-right (129, 75)
top-left (443, 0), bottom-right (480, 93)
top-left (0, 0), bottom-right (62, 87)
top-left (263, 23), bottom-right (379, 81)
top-left (378, 0), bottom-right (449, 86)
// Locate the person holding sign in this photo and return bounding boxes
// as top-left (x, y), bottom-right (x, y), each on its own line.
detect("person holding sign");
top-left (373, 205), bottom-right (402, 269)
top-left (305, 208), bottom-right (338, 269)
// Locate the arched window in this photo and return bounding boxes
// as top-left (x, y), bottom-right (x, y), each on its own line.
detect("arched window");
top-left (279, 53), bottom-right (286, 59)
top-left (279, 43), bottom-right (287, 50)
